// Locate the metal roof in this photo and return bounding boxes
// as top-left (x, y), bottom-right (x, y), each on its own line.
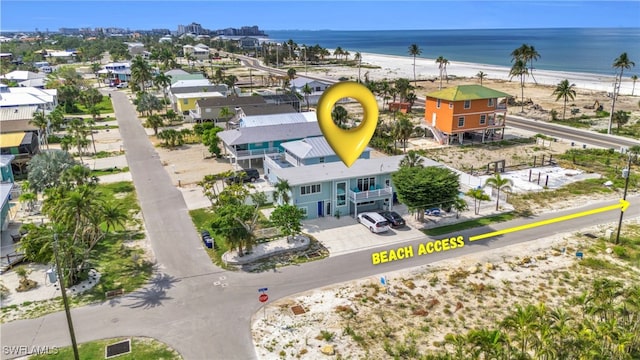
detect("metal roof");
top-left (271, 155), bottom-right (443, 186)
top-left (239, 104), bottom-right (298, 118)
top-left (0, 93), bottom-right (48, 107)
top-left (173, 91), bottom-right (224, 99)
top-left (0, 105), bottom-right (39, 120)
top-left (196, 95), bottom-right (265, 108)
top-left (1, 182), bottom-right (13, 206)
top-left (426, 85), bottom-right (511, 101)
top-left (280, 135), bottom-right (370, 159)
top-left (171, 84), bottom-right (227, 94)
top-left (218, 121), bottom-right (322, 146)
top-left (171, 79), bottom-right (213, 88)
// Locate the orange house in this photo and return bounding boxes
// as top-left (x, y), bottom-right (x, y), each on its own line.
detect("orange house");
top-left (424, 85), bottom-right (511, 144)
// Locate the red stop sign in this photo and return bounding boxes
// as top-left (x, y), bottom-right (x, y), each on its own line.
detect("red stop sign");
top-left (259, 293), bottom-right (268, 303)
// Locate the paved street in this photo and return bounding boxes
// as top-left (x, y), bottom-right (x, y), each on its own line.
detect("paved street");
top-left (1, 90), bottom-right (639, 360)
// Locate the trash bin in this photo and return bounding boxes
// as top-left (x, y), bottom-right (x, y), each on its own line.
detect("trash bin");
top-left (204, 237), bottom-right (213, 249)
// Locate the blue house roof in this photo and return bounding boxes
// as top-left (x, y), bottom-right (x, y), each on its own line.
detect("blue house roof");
top-left (218, 121), bottom-right (322, 146)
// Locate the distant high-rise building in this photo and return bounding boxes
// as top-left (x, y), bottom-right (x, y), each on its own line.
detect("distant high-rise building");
top-left (59, 28), bottom-right (80, 35)
top-left (178, 22), bottom-right (204, 35)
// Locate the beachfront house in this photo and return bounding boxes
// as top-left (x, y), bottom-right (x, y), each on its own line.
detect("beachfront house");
top-left (169, 79), bottom-right (228, 116)
top-left (192, 96), bottom-right (266, 123)
top-left (424, 85), bottom-right (510, 145)
top-left (263, 136), bottom-right (410, 219)
top-left (217, 121), bottom-right (323, 168)
top-left (0, 155), bottom-right (16, 231)
top-left (228, 104), bottom-right (302, 128)
top-left (0, 132), bottom-right (39, 175)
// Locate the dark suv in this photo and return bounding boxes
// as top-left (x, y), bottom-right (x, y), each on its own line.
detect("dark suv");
top-left (225, 168), bottom-right (260, 184)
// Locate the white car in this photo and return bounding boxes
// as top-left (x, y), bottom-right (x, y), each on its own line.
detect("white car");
top-left (357, 212), bottom-right (390, 233)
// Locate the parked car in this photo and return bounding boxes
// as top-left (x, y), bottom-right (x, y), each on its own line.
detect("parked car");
top-left (425, 208), bottom-right (441, 216)
top-left (225, 168), bottom-right (260, 184)
top-left (116, 81), bottom-right (128, 88)
top-left (357, 212), bottom-right (390, 233)
top-left (378, 211), bottom-right (406, 228)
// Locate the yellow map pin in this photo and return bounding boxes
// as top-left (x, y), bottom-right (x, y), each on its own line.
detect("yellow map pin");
top-left (316, 82), bottom-right (379, 167)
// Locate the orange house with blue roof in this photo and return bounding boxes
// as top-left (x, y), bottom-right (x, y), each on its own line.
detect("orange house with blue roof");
top-left (424, 85), bottom-right (511, 145)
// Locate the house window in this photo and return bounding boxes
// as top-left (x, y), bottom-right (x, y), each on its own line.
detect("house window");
top-left (464, 100), bottom-right (471, 109)
top-left (458, 117), bottom-right (465, 127)
top-left (488, 98), bottom-right (494, 107)
top-left (480, 115), bottom-right (486, 125)
top-left (300, 184), bottom-right (321, 195)
top-left (449, 102), bottom-right (453, 109)
top-left (183, 99), bottom-right (188, 105)
top-left (436, 99), bottom-right (441, 109)
top-left (315, 87), bottom-right (321, 92)
top-left (299, 206), bottom-right (308, 218)
top-left (357, 177), bottom-right (375, 191)
top-left (336, 182), bottom-right (346, 206)
top-left (319, 157), bottom-right (325, 163)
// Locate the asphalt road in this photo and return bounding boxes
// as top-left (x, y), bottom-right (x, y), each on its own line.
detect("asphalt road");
top-left (1, 84), bottom-right (639, 360)
top-left (506, 116), bottom-right (640, 149)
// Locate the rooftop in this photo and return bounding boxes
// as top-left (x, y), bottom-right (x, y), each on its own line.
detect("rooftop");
top-left (426, 85), bottom-right (511, 101)
top-left (281, 136), bottom-right (370, 160)
top-left (218, 121), bottom-right (322, 146)
top-left (271, 155), bottom-right (414, 186)
top-left (173, 91), bottom-right (224, 99)
top-left (196, 95), bottom-right (266, 108)
top-left (239, 104), bottom-right (299, 118)
top-left (0, 154), bottom-right (15, 167)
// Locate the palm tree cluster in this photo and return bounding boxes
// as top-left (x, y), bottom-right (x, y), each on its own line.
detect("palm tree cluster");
top-left (435, 278), bottom-right (640, 360)
top-left (509, 44), bottom-right (540, 113)
top-left (20, 151), bottom-right (130, 285)
top-left (435, 56), bottom-right (449, 90)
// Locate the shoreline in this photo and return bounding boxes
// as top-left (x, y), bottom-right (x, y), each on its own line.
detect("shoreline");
top-left (352, 51), bottom-right (634, 95)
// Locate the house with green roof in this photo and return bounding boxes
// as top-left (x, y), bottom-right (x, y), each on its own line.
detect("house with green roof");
top-left (424, 85), bottom-right (511, 145)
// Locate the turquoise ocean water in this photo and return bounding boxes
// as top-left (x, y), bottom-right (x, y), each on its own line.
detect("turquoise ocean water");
top-left (267, 28), bottom-right (640, 76)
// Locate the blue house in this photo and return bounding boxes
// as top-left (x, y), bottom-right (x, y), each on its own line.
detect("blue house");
top-left (217, 121), bottom-right (322, 168)
top-left (264, 136), bottom-right (408, 219)
top-left (1, 154), bottom-right (16, 231)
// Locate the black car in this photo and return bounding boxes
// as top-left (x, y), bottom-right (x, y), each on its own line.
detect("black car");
top-left (225, 168), bottom-right (260, 184)
top-left (378, 210), bottom-right (406, 228)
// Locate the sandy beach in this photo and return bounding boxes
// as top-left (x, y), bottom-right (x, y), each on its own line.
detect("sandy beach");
top-left (357, 52), bottom-right (633, 94)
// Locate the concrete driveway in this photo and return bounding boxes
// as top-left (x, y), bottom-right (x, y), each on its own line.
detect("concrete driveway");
top-left (303, 208), bottom-right (426, 257)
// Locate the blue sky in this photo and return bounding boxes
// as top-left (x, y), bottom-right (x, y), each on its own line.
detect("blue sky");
top-left (1, 1), bottom-right (639, 32)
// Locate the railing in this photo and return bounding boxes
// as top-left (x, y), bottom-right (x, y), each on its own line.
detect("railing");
top-left (232, 147), bottom-right (282, 159)
top-left (496, 104), bottom-right (507, 110)
top-left (348, 186), bottom-right (393, 202)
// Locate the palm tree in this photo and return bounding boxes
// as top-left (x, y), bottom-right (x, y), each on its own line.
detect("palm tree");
top-left (399, 150), bottom-right (423, 168)
top-left (632, 75), bottom-right (638, 96)
top-left (224, 75), bottom-right (238, 95)
top-left (331, 105), bottom-right (348, 127)
top-left (393, 115), bottom-right (414, 153)
top-left (30, 110), bottom-right (49, 149)
top-left (510, 59), bottom-right (528, 113)
top-left (476, 71), bottom-right (486, 86)
top-left (145, 114), bottom-right (164, 136)
top-left (484, 173), bottom-right (513, 211)
top-left (154, 72), bottom-right (172, 110)
top-left (131, 55), bottom-right (153, 92)
top-left (272, 179), bottom-right (291, 205)
top-left (302, 83), bottom-right (312, 111)
top-left (523, 45), bottom-right (541, 84)
top-left (354, 52), bottom-right (362, 83)
top-left (101, 201), bottom-right (128, 233)
top-left (218, 106), bottom-right (232, 123)
top-left (613, 110), bottom-right (630, 133)
top-left (435, 56), bottom-right (449, 89)
top-left (287, 68), bottom-right (296, 83)
top-left (451, 196), bottom-right (468, 219)
top-left (466, 188), bottom-right (490, 215)
top-left (608, 52), bottom-right (635, 134)
top-left (333, 47), bottom-right (343, 61)
top-left (408, 44), bottom-right (422, 86)
top-left (552, 79), bottom-right (577, 120)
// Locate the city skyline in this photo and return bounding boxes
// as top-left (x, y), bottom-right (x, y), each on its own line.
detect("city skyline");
top-left (1, 0), bottom-right (639, 33)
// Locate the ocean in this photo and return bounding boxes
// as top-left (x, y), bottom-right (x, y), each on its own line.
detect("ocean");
top-left (267, 28), bottom-right (640, 77)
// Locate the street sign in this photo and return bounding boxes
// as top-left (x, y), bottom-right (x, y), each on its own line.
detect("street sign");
top-left (259, 293), bottom-right (269, 303)
top-left (258, 287), bottom-right (268, 293)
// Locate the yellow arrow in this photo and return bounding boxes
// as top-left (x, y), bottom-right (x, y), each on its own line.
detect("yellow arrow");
top-left (469, 199), bottom-right (630, 242)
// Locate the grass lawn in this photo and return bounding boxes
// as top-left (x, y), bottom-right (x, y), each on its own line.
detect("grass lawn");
top-left (72, 96), bottom-right (114, 115)
top-left (91, 166), bottom-right (129, 177)
top-left (29, 337), bottom-right (181, 360)
top-left (422, 213), bottom-right (516, 236)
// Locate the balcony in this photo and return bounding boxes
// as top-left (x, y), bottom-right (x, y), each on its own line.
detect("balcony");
top-left (348, 186), bottom-right (393, 202)
top-left (231, 147), bottom-right (282, 159)
top-left (496, 104), bottom-right (507, 110)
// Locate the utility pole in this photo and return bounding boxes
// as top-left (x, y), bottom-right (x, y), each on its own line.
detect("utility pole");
top-left (615, 154), bottom-right (632, 244)
top-left (54, 234), bottom-right (80, 360)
